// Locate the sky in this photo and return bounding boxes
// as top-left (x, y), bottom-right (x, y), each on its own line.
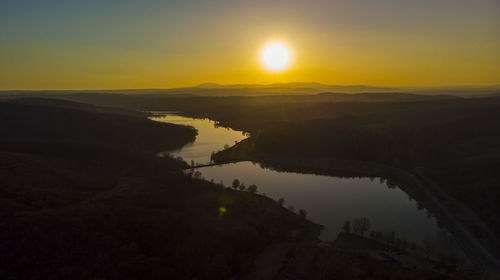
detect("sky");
top-left (1, 0), bottom-right (499, 89)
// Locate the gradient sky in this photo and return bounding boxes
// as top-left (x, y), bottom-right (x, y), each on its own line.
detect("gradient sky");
top-left (1, 0), bottom-right (499, 89)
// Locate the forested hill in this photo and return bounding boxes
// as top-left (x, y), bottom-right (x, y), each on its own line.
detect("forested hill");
top-left (0, 98), bottom-right (196, 154)
top-left (0, 98), bottom-right (316, 279)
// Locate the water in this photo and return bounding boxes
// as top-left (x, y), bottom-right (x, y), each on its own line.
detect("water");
top-left (150, 112), bottom-right (247, 165)
top-left (198, 161), bottom-right (439, 243)
top-left (152, 112), bottom-right (457, 250)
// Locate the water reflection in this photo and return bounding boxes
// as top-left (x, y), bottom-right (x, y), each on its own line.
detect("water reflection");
top-left (196, 161), bottom-right (441, 244)
top-left (150, 113), bottom-right (247, 165)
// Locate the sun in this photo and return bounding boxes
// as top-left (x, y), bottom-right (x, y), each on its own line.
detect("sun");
top-left (260, 42), bottom-right (292, 73)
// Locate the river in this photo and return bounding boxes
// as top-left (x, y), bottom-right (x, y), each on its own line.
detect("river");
top-left (151, 112), bottom-right (460, 253)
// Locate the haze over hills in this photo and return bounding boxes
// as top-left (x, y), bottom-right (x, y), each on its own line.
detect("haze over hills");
top-left (2, 83), bottom-right (499, 97)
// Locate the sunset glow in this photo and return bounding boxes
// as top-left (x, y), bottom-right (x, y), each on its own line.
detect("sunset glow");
top-left (0, 0), bottom-right (499, 89)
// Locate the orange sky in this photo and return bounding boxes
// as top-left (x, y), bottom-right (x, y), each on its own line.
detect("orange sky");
top-left (1, 0), bottom-right (499, 89)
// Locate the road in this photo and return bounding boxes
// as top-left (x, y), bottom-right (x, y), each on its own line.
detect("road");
top-left (412, 168), bottom-right (500, 273)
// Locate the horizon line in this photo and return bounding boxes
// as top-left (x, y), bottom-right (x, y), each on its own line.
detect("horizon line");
top-left (1, 82), bottom-right (500, 92)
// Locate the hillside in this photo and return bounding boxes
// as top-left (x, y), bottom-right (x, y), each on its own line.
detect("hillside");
top-left (0, 98), bottom-right (196, 154)
top-left (0, 99), bottom-right (316, 279)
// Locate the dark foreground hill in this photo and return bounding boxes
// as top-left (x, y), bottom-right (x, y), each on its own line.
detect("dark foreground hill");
top-left (0, 98), bottom-right (196, 154)
top-left (0, 99), bottom-right (315, 279)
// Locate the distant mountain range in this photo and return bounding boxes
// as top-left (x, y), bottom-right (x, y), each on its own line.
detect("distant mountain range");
top-left (1, 83), bottom-right (499, 97)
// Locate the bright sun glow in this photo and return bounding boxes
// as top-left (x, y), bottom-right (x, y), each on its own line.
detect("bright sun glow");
top-left (260, 42), bottom-right (292, 73)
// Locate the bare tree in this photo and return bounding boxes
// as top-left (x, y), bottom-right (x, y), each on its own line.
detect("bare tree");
top-left (193, 171), bottom-right (202, 180)
top-left (384, 231), bottom-right (396, 244)
top-left (423, 236), bottom-right (435, 260)
top-left (298, 209), bottom-right (307, 219)
top-left (341, 221), bottom-right (351, 233)
top-left (410, 242), bottom-right (417, 252)
top-left (352, 217), bottom-right (371, 236)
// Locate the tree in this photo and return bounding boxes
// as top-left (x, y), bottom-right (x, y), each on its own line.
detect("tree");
top-left (395, 238), bottom-right (402, 249)
top-left (386, 180), bottom-right (397, 189)
top-left (352, 217), bottom-right (371, 236)
top-left (247, 184), bottom-right (258, 193)
top-left (287, 205), bottom-right (295, 212)
top-left (277, 198), bottom-right (285, 206)
top-left (193, 171), bottom-right (202, 180)
top-left (238, 184), bottom-right (246, 191)
top-left (400, 239), bottom-right (409, 251)
top-left (423, 236), bottom-right (435, 260)
top-left (341, 221), bottom-right (351, 233)
top-left (298, 209), bottom-right (307, 219)
top-left (410, 242), bottom-right (417, 252)
top-left (384, 231), bottom-right (396, 244)
top-left (231, 179), bottom-right (240, 189)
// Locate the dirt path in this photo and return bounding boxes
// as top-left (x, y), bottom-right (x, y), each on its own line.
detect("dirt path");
top-left (243, 240), bottom-right (293, 280)
top-left (243, 227), bottom-right (324, 280)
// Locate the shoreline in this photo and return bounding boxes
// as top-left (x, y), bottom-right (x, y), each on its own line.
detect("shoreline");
top-left (211, 151), bottom-right (500, 276)
top-left (157, 111), bottom-right (499, 277)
